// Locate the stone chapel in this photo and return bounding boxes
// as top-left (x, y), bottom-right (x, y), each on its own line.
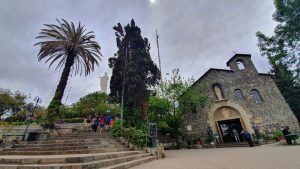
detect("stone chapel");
top-left (182, 54), bottom-right (299, 143)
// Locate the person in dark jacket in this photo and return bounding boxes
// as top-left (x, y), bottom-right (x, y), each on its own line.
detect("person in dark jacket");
top-left (241, 129), bottom-right (254, 147)
top-left (92, 115), bottom-right (100, 132)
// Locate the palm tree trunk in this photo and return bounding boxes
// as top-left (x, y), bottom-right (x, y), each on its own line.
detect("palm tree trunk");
top-left (47, 54), bottom-right (75, 113)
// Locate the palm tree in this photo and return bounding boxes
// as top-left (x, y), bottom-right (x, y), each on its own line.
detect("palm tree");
top-left (35, 19), bottom-right (102, 114)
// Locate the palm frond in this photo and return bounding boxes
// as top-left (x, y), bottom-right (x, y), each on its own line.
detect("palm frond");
top-left (35, 19), bottom-right (102, 76)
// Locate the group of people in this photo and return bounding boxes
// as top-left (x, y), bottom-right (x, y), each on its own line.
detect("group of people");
top-left (229, 128), bottom-right (255, 147)
top-left (83, 114), bottom-right (115, 132)
top-left (207, 126), bottom-right (255, 147)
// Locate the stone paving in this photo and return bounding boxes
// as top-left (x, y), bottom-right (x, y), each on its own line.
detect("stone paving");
top-left (132, 144), bottom-right (300, 169)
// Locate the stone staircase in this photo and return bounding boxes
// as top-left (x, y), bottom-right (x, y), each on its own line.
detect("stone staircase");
top-left (0, 131), bottom-right (156, 169)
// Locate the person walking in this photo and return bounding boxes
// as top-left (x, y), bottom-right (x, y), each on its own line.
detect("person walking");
top-left (105, 113), bottom-right (111, 130)
top-left (83, 115), bottom-right (92, 132)
top-left (109, 117), bottom-right (115, 127)
top-left (99, 115), bottom-right (106, 133)
top-left (92, 115), bottom-right (100, 132)
top-left (232, 129), bottom-right (240, 142)
top-left (241, 129), bottom-right (254, 147)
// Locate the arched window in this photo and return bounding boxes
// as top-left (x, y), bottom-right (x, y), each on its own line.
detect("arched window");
top-left (190, 103), bottom-right (197, 114)
top-left (234, 89), bottom-right (244, 101)
top-left (250, 89), bottom-right (263, 103)
top-left (212, 83), bottom-right (224, 100)
top-left (236, 60), bottom-right (245, 70)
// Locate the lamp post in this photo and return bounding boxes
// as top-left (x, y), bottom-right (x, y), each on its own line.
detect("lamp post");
top-left (22, 96), bottom-right (42, 141)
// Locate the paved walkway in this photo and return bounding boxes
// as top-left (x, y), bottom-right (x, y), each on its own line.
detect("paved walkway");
top-left (132, 144), bottom-right (300, 169)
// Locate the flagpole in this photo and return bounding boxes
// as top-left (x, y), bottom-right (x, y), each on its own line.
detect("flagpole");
top-left (156, 30), bottom-right (163, 93)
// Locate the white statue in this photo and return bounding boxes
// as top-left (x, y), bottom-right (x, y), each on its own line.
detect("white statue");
top-left (214, 85), bottom-right (223, 100)
top-left (100, 72), bottom-right (109, 93)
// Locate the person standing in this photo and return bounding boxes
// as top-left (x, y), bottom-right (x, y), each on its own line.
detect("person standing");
top-left (251, 123), bottom-right (261, 139)
top-left (280, 124), bottom-right (292, 144)
top-left (232, 129), bottom-right (240, 142)
top-left (241, 129), bottom-right (254, 147)
top-left (207, 126), bottom-right (214, 144)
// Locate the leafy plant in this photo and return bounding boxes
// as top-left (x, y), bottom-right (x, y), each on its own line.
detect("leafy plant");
top-left (111, 120), bottom-right (149, 147)
top-left (193, 134), bottom-right (203, 143)
top-left (111, 120), bottom-right (123, 138)
top-left (64, 118), bottom-right (84, 123)
top-left (274, 130), bottom-right (283, 137)
top-left (0, 121), bottom-right (12, 132)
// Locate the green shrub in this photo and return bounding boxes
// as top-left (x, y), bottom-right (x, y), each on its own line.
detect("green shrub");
top-left (111, 120), bottom-right (149, 147)
top-left (131, 128), bottom-right (148, 147)
top-left (10, 121), bottom-right (28, 125)
top-left (5, 115), bottom-right (26, 123)
top-left (274, 130), bottom-right (283, 137)
top-left (271, 130), bottom-right (284, 140)
top-left (111, 120), bottom-right (123, 138)
top-left (35, 116), bottom-right (47, 124)
top-left (64, 118), bottom-right (84, 123)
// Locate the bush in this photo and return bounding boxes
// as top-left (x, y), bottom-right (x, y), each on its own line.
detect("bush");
top-left (64, 118), bottom-right (84, 123)
top-left (111, 120), bottom-right (149, 147)
top-left (130, 128), bottom-right (148, 147)
top-left (35, 116), bottom-right (47, 124)
top-left (274, 130), bottom-right (283, 137)
top-left (5, 115), bottom-right (26, 123)
top-left (111, 120), bottom-right (123, 138)
top-left (10, 121), bottom-right (27, 125)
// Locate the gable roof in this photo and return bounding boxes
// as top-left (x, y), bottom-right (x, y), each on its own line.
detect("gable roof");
top-left (226, 54), bottom-right (251, 66)
top-left (192, 68), bottom-right (233, 87)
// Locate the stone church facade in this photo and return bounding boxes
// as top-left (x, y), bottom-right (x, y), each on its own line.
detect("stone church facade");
top-left (182, 54), bottom-right (299, 143)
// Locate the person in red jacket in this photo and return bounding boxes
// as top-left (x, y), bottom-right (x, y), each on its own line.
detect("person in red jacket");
top-left (99, 115), bottom-right (106, 133)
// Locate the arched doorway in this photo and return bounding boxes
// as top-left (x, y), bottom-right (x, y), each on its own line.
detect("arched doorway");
top-left (213, 106), bottom-right (245, 143)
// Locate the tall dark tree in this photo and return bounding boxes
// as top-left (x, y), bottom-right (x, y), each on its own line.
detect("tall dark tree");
top-left (256, 0), bottom-right (300, 75)
top-left (35, 19), bottom-right (102, 115)
top-left (270, 62), bottom-right (300, 120)
top-left (256, 0), bottom-right (300, 120)
top-left (109, 19), bottom-right (160, 126)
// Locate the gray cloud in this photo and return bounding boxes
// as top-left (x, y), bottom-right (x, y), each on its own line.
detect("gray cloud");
top-left (0, 0), bottom-right (275, 106)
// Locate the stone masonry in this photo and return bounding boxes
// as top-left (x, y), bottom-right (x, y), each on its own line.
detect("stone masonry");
top-left (182, 54), bottom-right (300, 141)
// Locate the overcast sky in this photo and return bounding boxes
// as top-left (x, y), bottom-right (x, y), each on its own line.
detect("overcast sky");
top-left (0, 0), bottom-right (275, 106)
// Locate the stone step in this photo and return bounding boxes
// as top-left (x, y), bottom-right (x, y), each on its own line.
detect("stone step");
top-left (14, 141), bottom-right (122, 148)
top-left (0, 153), bottom-right (152, 169)
top-left (50, 134), bottom-right (111, 139)
top-left (9, 144), bottom-right (125, 151)
top-left (51, 131), bottom-right (110, 135)
top-left (0, 148), bottom-right (130, 155)
top-left (0, 151), bottom-right (143, 165)
top-left (102, 156), bottom-right (157, 169)
top-left (23, 138), bottom-right (116, 144)
top-left (63, 131), bottom-right (111, 135)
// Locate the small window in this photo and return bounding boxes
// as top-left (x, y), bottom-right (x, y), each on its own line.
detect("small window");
top-left (237, 60), bottom-right (245, 70)
top-left (250, 89), bottom-right (263, 103)
top-left (234, 89), bottom-right (244, 101)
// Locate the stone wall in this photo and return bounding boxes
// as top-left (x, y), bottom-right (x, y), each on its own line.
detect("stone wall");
top-left (182, 54), bottom-right (300, 140)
